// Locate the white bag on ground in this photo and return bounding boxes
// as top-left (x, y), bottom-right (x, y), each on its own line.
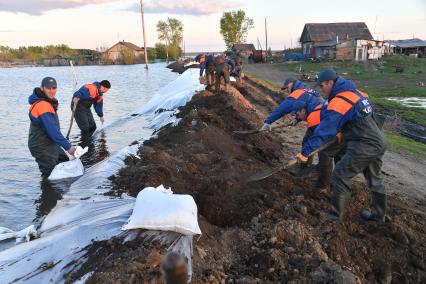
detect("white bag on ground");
top-left (0, 225), bottom-right (37, 243)
top-left (48, 146), bottom-right (88, 180)
top-left (122, 185), bottom-right (201, 236)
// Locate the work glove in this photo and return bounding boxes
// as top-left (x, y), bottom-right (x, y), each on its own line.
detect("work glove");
top-left (260, 123), bottom-right (272, 132)
top-left (296, 153), bottom-right (309, 164)
top-left (289, 119), bottom-right (299, 127)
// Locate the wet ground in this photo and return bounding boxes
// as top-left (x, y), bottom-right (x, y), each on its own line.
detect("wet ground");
top-left (68, 75), bottom-right (426, 283)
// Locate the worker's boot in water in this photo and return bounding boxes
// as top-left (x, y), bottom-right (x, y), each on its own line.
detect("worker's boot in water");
top-left (361, 192), bottom-right (386, 222)
top-left (326, 191), bottom-right (350, 221)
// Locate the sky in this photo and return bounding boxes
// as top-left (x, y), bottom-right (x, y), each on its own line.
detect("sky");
top-left (0, 0), bottom-right (425, 52)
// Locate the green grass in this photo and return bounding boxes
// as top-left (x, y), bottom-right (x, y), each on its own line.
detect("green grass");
top-left (385, 131), bottom-right (426, 157)
top-left (276, 54), bottom-right (426, 81)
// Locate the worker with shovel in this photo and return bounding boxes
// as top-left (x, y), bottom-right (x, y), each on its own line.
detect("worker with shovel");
top-left (261, 77), bottom-right (324, 175)
top-left (28, 77), bottom-right (76, 177)
top-left (71, 80), bottom-right (111, 133)
top-left (297, 69), bottom-right (387, 222)
top-left (293, 100), bottom-right (346, 191)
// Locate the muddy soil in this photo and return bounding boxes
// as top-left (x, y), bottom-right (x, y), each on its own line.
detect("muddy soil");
top-left (69, 77), bottom-right (425, 283)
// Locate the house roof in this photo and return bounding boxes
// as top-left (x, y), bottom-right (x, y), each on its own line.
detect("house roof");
top-left (106, 41), bottom-right (145, 52)
top-left (387, 38), bottom-right (426, 48)
top-left (301, 22), bottom-right (373, 43)
top-left (231, 43), bottom-right (256, 52)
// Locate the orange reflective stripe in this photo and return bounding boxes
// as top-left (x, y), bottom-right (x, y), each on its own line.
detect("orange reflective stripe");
top-left (30, 101), bottom-right (54, 118)
top-left (200, 54), bottom-right (206, 63)
top-left (327, 91), bottom-right (360, 115)
top-left (357, 89), bottom-right (369, 98)
top-left (307, 105), bottom-right (322, 127)
top-left (84, 84), bottom-right (99, 99)
top-left (288, 89), bottom-right (305, 99)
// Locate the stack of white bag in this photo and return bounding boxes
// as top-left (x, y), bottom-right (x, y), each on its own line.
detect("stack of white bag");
top-left (48, 146), bottom-right (89, 180)
top-left (122, 185), bottom-right (201, 236)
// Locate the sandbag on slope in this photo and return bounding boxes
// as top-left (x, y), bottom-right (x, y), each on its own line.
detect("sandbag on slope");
top-left (122, 185), bottom-right (201, 236)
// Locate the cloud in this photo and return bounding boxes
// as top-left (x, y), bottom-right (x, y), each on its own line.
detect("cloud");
top-left (129, 0), bottom-right (241, 16)
top-left (0, 0), bottom-right (117, 15)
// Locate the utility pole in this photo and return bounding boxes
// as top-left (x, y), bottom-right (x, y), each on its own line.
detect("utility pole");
top-left (265, 18), bottom-right (268, 63)
top-left (140, 0), bottom-right (148, 69)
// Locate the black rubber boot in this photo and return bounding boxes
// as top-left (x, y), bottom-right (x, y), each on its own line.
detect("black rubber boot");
top-left (361, 192), bottom-right (386, 222)
top-left (326, 192), bottom-right (350, 221)
top-left (315, 163), bottom-right (332, 191)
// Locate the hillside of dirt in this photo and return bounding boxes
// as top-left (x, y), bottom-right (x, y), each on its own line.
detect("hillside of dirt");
top-left (68, 76), bottom-right (425, 283)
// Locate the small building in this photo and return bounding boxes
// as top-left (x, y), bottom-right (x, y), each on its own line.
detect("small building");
top-left (231, 43), bottom-right (256, 57)
top-left (336, 39), bottom-right (385, 61)
top-left (387, 39), bottom-right (426, 58)
top-left (300, 22), bottom-right (380, 60)
top-left (103, 41), bottom-right (145, 61)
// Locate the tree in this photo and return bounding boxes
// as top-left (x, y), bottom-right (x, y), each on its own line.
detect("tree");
top-left (220, 10), bottom-right (254, 50)
top-left (156, 17), bottom-right (183, 62)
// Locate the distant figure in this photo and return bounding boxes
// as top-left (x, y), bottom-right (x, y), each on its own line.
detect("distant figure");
top-left (214, 55), bottom-right (230, 93)
top-left (205, 54), bottom-right (216, 89)
top-left (161, 252), bottom-right (188, 284)
top-left (195, 53), bottom-right (207, 77)
top-left (28, 77), bottom-right (76, 177)
top-left (228, 56), bottom-right (243, 82)
top-left (72, 80), bottom-right (111, 133)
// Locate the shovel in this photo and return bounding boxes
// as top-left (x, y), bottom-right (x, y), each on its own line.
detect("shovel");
top-left (233, 121), bottom-right (297, 135)
top-left (248, 136), bottom-right (338, 182)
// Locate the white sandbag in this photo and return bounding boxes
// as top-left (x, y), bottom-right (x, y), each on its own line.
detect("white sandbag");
top-left (122, 185), bottom-right (201, 236)
top-left (230, 76), bottom-right (236, 82)
top-left (0, 225), bottom-right (37, 243)
top-left (48, 146), bottom-right (88, 180)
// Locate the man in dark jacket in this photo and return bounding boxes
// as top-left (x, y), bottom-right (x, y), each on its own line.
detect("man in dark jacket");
top-left (298, 69), bottom-right (387, 222)
top-left (72, 80), bottom-right (111, 133)
top-left (28, 77), bottom-right (76, 177)
top-left (261, 77), bottom-right (341, 188)
top-left (214, 55), bottom-right (230, 93)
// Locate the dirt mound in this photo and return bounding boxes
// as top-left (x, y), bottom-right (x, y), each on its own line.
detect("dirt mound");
top-left (71, 79), bottom-right (426, 283)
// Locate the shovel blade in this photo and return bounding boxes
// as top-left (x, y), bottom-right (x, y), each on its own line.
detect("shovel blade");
top-left (248, 160), bottom-right (298, 182)
top-left (233, 129), bottom-right (259, 135)
top-left (248, 166), bottom-right (284, 182)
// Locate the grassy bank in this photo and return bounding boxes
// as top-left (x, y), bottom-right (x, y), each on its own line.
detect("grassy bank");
top-left (385, 131), bottom-right (426, 157)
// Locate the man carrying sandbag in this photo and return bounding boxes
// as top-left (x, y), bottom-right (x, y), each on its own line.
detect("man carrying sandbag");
top-left (28, 77), bottom-right (76, 177)
top-left (71, 80), bottom-right (111, 133)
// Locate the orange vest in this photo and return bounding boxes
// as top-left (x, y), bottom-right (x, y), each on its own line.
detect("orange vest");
top-left (306, 104), bottom-right (322, 128)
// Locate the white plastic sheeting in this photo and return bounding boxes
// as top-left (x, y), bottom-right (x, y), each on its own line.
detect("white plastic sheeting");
top-left (0, 69), bottom-right (204, 283)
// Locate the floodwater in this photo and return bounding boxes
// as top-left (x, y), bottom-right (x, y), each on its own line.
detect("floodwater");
top-left (386, 97), bottom-right (426, 109)
top-left (0, 63), bottom-right (178, 250)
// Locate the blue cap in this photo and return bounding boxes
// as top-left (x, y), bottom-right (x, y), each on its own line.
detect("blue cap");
top-left (315, 68), bottom-right (337, 87)
top-left (282, 77), bottom-right (297, 90)
top-left (41, 77), bottom-right (57, 89)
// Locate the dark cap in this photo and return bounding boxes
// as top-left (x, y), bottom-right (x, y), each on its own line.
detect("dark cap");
top-left (100, 80), bottom-right (111, 89)
top-left (315, 68), bottom-right (337, 87)
top-left (41, 77), bottom-right (57, 89)
top-left (282, 77), bottom-right (297, 90)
